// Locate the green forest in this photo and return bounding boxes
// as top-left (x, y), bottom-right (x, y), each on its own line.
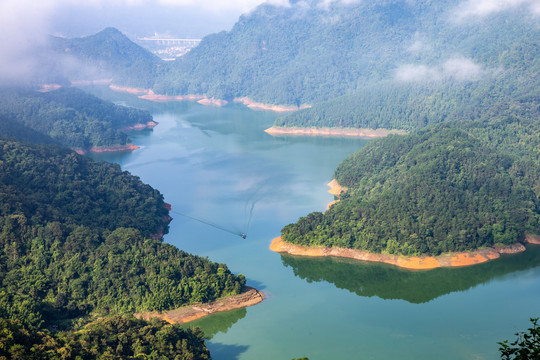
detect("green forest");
top-left (0, 315), bottom-right (210, 360)
top-left (275, 70), bottom-right (539, 131)
top-left (156, 0), bottom-right (538, 111)
top-left (0, 139), bottom-right (246, 358)
top-left (281, 118), bottom-right (540, 256)
top-left (1, 0), bottom-right (538, 356)
top-left (0, 87), bottom-right (152, 150)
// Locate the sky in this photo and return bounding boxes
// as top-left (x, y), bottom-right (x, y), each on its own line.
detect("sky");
top-left (2, 0), bottom-right (275, 41)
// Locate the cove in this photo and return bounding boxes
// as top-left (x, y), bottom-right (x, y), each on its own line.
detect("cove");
top-left (88, 87), bottom-right (540, 360)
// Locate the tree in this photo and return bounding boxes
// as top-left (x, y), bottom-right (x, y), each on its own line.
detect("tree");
top-left (498, 318), bottom-right (540, 360)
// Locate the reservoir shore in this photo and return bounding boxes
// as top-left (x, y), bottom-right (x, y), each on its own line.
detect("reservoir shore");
top-left (109, 84), bottom-right (310, 112)
top-left (270, 236), bottom-right (529, 270)
top-left (265, 126), bottom-right (407, 137)
top-left (74, 144), bottom-right (140, 155)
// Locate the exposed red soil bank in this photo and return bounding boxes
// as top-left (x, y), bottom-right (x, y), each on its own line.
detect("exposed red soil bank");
top-left (525, 235), bottom-right (540, 244)
top-left (135, 287), bottom-right (264, 324)
top-left (270, 237), bottom-right (528, 270)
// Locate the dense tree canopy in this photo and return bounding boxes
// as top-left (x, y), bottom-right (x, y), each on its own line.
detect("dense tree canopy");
top-left (0, 139), bottom-right (245, 358)
top-left (0, 140), bottom-right (167, 236)
top-left (0, 315), bottom-right (210, 360)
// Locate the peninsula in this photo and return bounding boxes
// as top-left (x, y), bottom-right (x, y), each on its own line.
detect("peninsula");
top-left (275, 122), bottom-right (540, 270)
top-left (137, 287), bottom-right (264, 324)
top-left (272, 179), bottom-right (532, 270)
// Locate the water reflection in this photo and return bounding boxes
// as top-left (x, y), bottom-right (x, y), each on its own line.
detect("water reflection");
top-left (281, 245), bottom-right (540, 303)
top-left (182, 308), bottom-right (247, 339)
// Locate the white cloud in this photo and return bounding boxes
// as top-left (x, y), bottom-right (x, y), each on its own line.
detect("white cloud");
top-left (317, 0), bottom-right (362, 11)
top-left (453, 0), bottom-right (540, 20)
top-left (395, 64), bottom-right (438, 82)
top-left (442, 58), bottom-right (485, 81)
top-left (0, 0), bottom-right (274, 82)
top-left (408, 40), bottom-right (424, 53)
top-left (155, 0), bottom-right (269, 11)
top-left (0, 1), bottom-right (57, 82)
top-left (265, 0), bottom-right (292, 7)
top-left (395, 57), bottom-right (487, 83)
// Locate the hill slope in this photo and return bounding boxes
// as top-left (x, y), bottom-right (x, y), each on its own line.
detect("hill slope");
top-left (0, 140), bottom-right (246, 357)
top-left (0, 86), bottom-right (153, 150)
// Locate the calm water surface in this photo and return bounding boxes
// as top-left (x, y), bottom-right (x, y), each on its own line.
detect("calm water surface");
top-left (90, 90), bottom-right (540, 360)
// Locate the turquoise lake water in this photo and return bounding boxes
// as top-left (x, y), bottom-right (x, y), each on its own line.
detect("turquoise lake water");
top-left (90, 90), bottom-right (540, 360)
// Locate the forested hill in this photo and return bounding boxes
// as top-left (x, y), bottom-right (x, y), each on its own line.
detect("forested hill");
top-left (0, 114), bottom-right (58, 145)
top-left (281, 118), bottom-right (540, 256)
top-left (0, 86), bottom-right (153, 150)
top-left (0, 139), bottom-right (246, 358)
top-left (50, 27), bottom-right (162, 88)
top-left (275, 69), bottom-right (540, 131)
top-left (154, 0), bottom-right (539, 113)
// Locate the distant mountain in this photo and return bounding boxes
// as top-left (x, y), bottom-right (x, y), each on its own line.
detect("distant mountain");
top-left (50, 27), bottom-right (162, 87)
top-left (154, 0), bottom-right (539, 115)
top-left (51, 2), bottom-right (538, 133)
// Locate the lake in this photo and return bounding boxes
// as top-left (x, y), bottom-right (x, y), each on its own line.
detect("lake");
top-left (90, 89), bottom-right (540, 360)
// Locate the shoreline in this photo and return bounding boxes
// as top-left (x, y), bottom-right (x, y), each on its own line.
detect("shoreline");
top-left (264, 126), bottom-right (408, 138)
top-left (327, 179), bottom-right (347, 197)
top-left (233, 97), bottom-right (311, 112)
top-left (269, 236), bottom-right (532, 270)
top-left (109, 84), bottom-right (308, 112)
top-left (135, 287), bottom-right (264, 324)
top-left (74, 143), bottom-right (140, 155)
top-left (122, 120), bottom-right (159, 131)
top-left (327, 179), bottom-right (347, 210)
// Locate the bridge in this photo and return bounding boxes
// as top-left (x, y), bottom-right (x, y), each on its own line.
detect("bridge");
top-left (137, 38), bottom-right (201, 46)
